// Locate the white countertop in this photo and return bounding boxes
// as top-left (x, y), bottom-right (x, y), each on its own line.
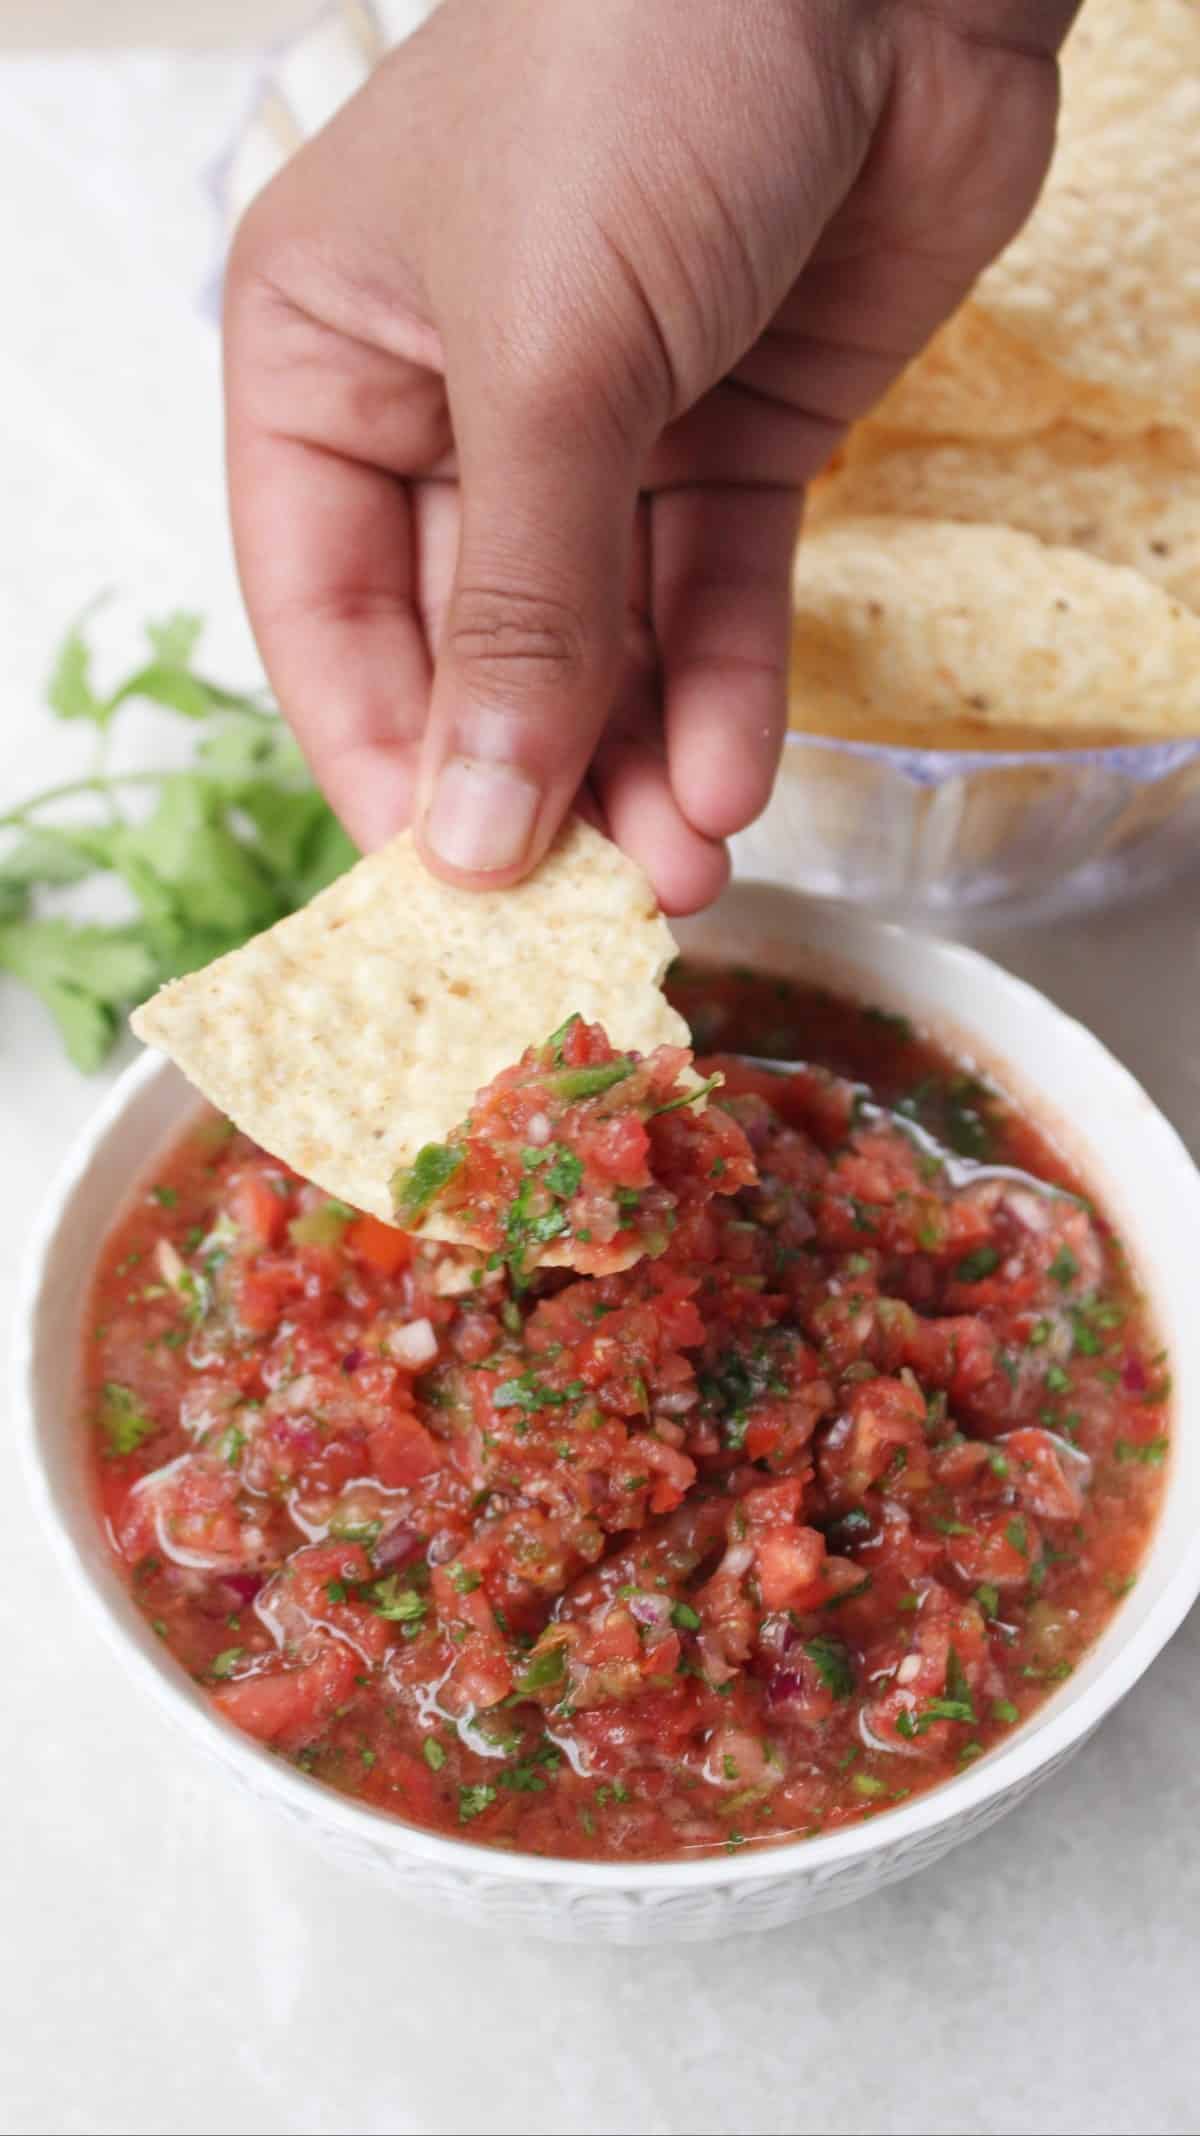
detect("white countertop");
top-left (2, 35), bottom-right (1199, 2136)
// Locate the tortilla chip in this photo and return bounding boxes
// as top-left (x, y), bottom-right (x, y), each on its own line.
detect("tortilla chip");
top-left (789, 518), bottom-right (1200, 745)
top-left (866, 1), bottom-right (1200, 441)
top-left (867, 310), bottom-right (1074, 443)
top-left (808, 425), bottom-right (1200, 612)
top-left (868, 310), bottom-right (1169, 447)
top-left (131, 818), bottom-right (687, 1229)
top-left (973, 0), bottom-right (1200, 428)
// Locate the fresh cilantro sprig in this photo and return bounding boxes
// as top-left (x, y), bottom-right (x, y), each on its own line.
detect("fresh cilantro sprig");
top-left (0, 604), bottom-right (357, 1069)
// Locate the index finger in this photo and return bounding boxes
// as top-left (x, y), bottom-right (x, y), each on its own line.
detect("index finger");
top-left (222, 233), bottom-right (441, 853)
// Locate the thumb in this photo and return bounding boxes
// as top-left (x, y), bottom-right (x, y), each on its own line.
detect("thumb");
top-left (416, 379), bottom-right (641, 885)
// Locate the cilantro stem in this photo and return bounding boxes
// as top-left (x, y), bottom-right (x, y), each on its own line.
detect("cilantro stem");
top-left (1, 701), bottom-right (280, 833)
top-left (0, 771), bottom-right (171, 830)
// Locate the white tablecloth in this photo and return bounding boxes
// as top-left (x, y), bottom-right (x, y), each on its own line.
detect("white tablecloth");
top-left (3, 48), bottom-right (1200, 2136)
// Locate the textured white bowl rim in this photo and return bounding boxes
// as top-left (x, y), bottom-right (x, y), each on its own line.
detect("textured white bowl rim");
top-left (14, 905), bottom-right (1200, 1897)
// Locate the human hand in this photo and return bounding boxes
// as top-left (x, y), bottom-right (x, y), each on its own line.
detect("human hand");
top-left (224, 0), bottom-right (1079, 913)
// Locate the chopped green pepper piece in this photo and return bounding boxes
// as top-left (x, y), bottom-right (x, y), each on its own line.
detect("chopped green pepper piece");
top-left (288, 1199), bottom-right (352, 1248)
top-left (551, 1059), bottom-right (635, 1100)
top-left (392, 1141), bottom-right (464, 1221)
top-left (516, 1644), bottom-right (567, 1694)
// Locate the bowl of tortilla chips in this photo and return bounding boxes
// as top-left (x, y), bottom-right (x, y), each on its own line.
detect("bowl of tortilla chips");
top-left (733, 0), bottom-right (1200, 919)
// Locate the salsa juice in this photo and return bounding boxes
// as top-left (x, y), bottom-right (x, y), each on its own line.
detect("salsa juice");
top-left (85, 968), bottom-right (1168, 1861)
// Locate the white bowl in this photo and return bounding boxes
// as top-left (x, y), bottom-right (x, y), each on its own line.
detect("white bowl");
top-left (15, 887), bottom-right (1200, 1943)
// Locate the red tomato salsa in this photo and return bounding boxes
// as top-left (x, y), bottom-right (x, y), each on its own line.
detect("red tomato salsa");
top-left (86, 966), bottom-right (1169, 1861)
top-left (392, 1013), bottom-right (751, 1275)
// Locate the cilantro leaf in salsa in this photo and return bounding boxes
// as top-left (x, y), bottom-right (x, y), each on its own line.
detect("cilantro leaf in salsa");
top-left (1005, 1517), bottom-right (1030, 1557)
top-left (493, 1370), bottom-right (574, 1414)
top-left (1115, 1437), bottom-right (1168, 1466)
top-left (914, 1697), bottom-right (976, 1733)
top-left (541, 1146), bottom-right (583, 1200)
top-left (945, 1647), bottom-right (974, 1710)
top-left (897, 1073), bottom-right (999, 1161)
top-left (804, 1636), bottom-right (856, 1699)
top-left (98, 1382), bottom-right (155, 1457)
top-left (1069, 1310), bottom-right (1105, 1357)
top-left (458, 1784), bottom-right (498, 1823)
top-left (499, 1740), bottom-right (562, 1793)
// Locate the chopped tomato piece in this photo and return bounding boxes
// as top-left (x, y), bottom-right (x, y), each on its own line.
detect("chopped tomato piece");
top-left (227, 1169), bottom-right (288, 1250)
top-left (213, 1640), bottom-right (358, 1749)
top-left (366, 1410), bottom-right (443, 1488)
top-left (346, 1214), bottom-right (412, 1276)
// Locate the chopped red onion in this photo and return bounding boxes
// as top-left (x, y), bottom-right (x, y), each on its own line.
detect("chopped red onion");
top-left (1122, 1352), bottom-right (1148, 1394)
top-left (220, 1572), bottom-right (264, 1608)
top-left (373, 1523), bottom-right (422, 1571)
top-left (765, 1667), bottom-right (805, 1707)
top-left (280, 1418), bottom-right (323, 1461)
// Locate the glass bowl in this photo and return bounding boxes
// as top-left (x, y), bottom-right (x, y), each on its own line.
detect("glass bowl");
top-left (731, 734), bottom-right (1200, 924)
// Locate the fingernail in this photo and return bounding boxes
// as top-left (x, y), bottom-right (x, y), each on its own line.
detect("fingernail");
top-left (424, 757), bottom-right (541, 873)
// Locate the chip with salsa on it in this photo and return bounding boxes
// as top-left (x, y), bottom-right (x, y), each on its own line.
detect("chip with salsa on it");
top-left (131, 818), bottom-right (688, 1242)
top-left (393, 1014), bottom-right (753, 1276)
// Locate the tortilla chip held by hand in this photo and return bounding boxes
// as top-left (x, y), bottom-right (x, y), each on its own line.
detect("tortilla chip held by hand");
top-left (131, 818), bottom-right (687, 1239)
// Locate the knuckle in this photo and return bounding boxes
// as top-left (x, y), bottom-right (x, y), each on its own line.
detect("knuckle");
top-left (448, 584), bottom-right (589, 693)
top-left (226, 174), bottom-right (292, 293)
top-left (487, 256), bottom-right (661, 446)
top-left (223, 198), bottom-right (303, 348)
